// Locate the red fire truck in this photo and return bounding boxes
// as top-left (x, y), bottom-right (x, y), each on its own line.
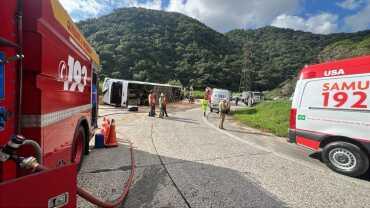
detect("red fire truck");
top-left (0, 0), bottom-right (99, 205)
top-left (0, 1), bottom-right (138, 207)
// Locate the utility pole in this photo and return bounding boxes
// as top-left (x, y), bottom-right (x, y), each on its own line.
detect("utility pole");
top-left (239, 44), bottom-right (253, 92)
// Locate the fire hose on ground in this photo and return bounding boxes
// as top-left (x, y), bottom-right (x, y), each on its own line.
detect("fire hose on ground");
top-left (76, 140), bottom-right (136, 208)
top-left (1, 135), bottom-right (136, 208)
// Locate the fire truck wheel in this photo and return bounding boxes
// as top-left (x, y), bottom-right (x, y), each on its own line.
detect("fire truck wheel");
top-left (322, 141), bottom-right (369, 177)
top-left (72, 126), bottom-right (86, 171)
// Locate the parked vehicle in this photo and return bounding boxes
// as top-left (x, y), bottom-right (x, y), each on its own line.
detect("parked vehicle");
top-left (241, 91), bottom-right (263, 106)
top-left (289, 55), bottom-right (370, 177)
top-left (210, 89), bottom-right (231, 112)
top-left (252, 92), bottom-right (263, 103)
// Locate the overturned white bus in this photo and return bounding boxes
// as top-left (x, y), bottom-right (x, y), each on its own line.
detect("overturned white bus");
top-left (102, 78), bottom-right (183, 107)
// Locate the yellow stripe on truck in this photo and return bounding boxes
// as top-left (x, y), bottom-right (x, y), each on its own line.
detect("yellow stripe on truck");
top-left (50, 0), bottom-right (100, 65)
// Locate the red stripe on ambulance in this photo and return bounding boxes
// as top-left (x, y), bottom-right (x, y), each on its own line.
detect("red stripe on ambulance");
top-left (296, 136), bottom-right (320, 150)
top-left (300, 55), bottom-right (370, 80)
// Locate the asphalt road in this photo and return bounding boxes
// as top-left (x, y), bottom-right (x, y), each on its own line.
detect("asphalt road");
top-left (78, 105), bottom-right (370, 208)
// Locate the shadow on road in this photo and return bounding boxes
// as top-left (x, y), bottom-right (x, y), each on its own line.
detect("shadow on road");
top-left (80, 142), bottom-right (288, 208)
top-left (121, 144), bottom-right (288, 208)
top-left (165, 116), bottom-right (200, 125)
top-left (308, 152), bottom-right (322, 162)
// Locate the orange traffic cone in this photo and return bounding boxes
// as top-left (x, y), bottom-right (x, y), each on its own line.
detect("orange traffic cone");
top-left (101, 117), bottom-right (111, 144)
top-left (100, 117), bottom-right (108, 135)
top-left (104, 119), bottom-right (111, 145)
top-left (105, 119), bottom-right (118, 148)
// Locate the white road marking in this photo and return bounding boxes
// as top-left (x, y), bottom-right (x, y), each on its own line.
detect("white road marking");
top-left (201, 111), bottom-right (368, 185)
top-left (201, 113), bottom-right (327, 172)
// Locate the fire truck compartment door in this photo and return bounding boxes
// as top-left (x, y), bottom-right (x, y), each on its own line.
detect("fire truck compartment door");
top-left (0, 164), bottom-right (77, 208)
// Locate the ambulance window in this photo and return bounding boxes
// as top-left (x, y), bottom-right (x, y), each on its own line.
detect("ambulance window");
top-left (300, 80), bottom-right (324, 108)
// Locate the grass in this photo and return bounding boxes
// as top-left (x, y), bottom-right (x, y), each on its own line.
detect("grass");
top-left (232, 100), bottom-right (291, 137)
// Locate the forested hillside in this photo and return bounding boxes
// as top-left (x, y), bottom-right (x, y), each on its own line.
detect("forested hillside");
top-left (78, 7), bottom-right (240, 90)
top-left (226, 27), bottom-right (370, 91)
top-left (226, 27), bottom-right (329, 90)
top-left (78, 8), bottom-right (370, 92)
top-left (319, 35), bottom-right (370, 62)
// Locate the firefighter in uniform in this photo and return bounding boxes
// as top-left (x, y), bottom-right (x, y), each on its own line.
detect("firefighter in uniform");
top-left (148, 90), bottom-right (156, 117)
top-left (218, 99), bottom-right (230, 129)
top-left (159, 93), bottom-right (168, 118)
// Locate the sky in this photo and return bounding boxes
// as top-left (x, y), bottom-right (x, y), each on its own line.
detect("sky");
top-left (59, 0), bottom-right (370, 34)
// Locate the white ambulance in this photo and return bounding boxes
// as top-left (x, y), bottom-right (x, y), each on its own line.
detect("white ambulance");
top-left (289, 55), bottom-right (370, 177)
top-left (210, 88), bottom-right (231, 112)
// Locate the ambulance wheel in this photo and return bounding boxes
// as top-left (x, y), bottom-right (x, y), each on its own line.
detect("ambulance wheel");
top-left (72, 126), bottom-right (86, 171)
top-left (322, 141), bottom-right (369, 177)
top-left (210, 108), bottom-right (213, 112)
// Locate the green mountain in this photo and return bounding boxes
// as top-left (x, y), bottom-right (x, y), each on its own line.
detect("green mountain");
top-left (78, 8), bottom-right (370, 92)
top-left (319, 35), bottom-right (370, 62)
top-left (78, 7), bottom-right (239, 89)
top-left (226, 27), bottom-right (370, 91)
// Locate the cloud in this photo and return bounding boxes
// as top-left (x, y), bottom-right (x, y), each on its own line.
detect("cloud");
top-left (59, 0), bottom-right (369, 33)
top-left (344, 0), bottom-right (370, 31)
top-left (59, 0), bottom-right (163, 21)
top-left (166, 0), bottom-right (299, 32)
top-left (337, 0), bottom-right (364, 10)
top-left (59, 0), bottom-right (104, 20)
top-left (271, 13), bottom-right (339, 34)
top-left (131, 0), bottom-right (162, 10)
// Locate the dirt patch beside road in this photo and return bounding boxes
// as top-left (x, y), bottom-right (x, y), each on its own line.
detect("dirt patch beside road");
top-left (137, 100), bottom-right (198, 114)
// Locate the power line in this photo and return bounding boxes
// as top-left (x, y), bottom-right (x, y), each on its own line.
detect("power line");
top-left (239, 44), bottom-right (253, 92)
